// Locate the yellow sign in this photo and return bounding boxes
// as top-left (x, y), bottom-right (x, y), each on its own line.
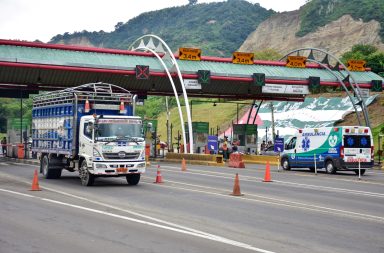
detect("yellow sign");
top-left (232, 52), bottom-right (254, 65)
top-left (178, 48), bottom-right (201, 61)
top-left (286, 56), bottom-right (307, 68)
top-left (347, 60), bottom-right (366, 72)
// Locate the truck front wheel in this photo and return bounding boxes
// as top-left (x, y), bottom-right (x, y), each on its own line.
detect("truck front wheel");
top-left (126, 174), bottom-right (140, 185)
top-left (79, 160), bottom-right (95, 186)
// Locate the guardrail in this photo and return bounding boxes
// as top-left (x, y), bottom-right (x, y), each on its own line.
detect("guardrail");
top-left (165, 153), bottom-right (224, 166)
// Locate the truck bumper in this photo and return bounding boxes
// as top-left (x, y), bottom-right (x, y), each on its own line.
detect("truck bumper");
top-left (91, 161), bottom-right (146, 176)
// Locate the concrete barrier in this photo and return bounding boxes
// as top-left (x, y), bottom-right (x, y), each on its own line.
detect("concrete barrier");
top-left (165, 153), bottom-right (224, 166)
top-left (242, 154), bottom-right (280, 165)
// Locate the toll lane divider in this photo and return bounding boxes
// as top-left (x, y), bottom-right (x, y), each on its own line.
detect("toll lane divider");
top-left (165, 153), bottom-right (224, 166)
top-left (242, 155), bottom-right (279, 165)
top-left (165, 153), bottom-right (279, 166)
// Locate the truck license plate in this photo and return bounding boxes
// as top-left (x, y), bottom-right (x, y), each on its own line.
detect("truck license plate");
top-left (116, 168), bottom-right (128, 173)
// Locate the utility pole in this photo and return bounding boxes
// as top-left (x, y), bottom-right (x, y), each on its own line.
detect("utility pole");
top-left (270, 102), bottom-right (276, 141)
top-left (165, 96), bottom-right (171, 152)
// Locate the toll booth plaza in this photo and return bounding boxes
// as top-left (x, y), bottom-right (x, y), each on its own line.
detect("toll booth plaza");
top-left (185, 122), bottom-right (209, 154)
top-left (0, 38), bottom-right (383, 163)
top-left (232, 124), bottom-right (258, 155)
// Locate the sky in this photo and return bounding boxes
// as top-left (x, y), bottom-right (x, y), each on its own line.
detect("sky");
top-left (0, 0), bottom-right (307, 43)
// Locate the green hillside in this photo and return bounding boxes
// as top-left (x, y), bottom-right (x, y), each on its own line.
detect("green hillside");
top-left (50, 0), bottom-right (273, 57)
top-left (297, 0), bottom-right (384, 39)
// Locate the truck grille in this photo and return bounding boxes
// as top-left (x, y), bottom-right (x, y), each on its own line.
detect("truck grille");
top-left (103, 151), bottom-right (140, 160)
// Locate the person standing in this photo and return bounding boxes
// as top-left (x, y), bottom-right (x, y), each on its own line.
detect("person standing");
top-left (1, 137), bottom-right (6, 156)
top-left (222, 136), bottom-right (228, 161)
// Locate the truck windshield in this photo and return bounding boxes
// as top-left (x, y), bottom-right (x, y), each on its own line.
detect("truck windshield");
top-left (96, 119), bottom-right (143, 141)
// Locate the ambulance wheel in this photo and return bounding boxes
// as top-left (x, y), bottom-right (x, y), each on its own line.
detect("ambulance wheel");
top-left (281, 158), bottom-right (291, 170)
top-left (325, 160), bottom-right (336, 174)
top-left (79, 160), bottom-right (94, 186)
top-left (354, 169), bottom-right (366, 175)
top-left (126, 174), bottom-right (140, 185)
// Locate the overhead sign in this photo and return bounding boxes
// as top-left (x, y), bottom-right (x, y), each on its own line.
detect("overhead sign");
top-left (286, 56), bottom-right (307, 68)
top-left (232, 52), bottom-right (254, 65)
top-left (347, 60), bottom-right (366, 72)
top-left (184, 79), bottom-right (202, 90)
top-left (262, 84), bottom-right (309, 95)
top-left (135, 65), bottom-right (149, 80)
top-left (179, 48), bottom-right (201, 61)
top-left (198, 70), bottom-right (210, 85)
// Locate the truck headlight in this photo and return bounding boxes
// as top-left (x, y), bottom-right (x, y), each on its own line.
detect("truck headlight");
top-left (139, 150), bottom-right (145, 160)
top-left (95, 163), bottom-right (108, 169)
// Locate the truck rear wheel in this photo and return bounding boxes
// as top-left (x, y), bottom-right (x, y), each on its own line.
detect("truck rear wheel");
top-left (79, 160), bottom-right (94, 186)
top-left (354, 169), bottom-right (366, 175)
top-left (325, 160), bottom-right (336, 174)
top-left (41, 155), bottom-right (62, 179)
top-left (281, 158), bottom-right (291, 171)
top-left (126, 174), bottom-right (140, 185)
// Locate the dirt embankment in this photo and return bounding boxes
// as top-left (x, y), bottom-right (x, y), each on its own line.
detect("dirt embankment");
top-left (239, 12), bottom-right (384, 57)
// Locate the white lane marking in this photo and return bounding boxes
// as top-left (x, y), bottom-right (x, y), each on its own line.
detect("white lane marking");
top-left (141, 180), bottom-right (384, 223)
top-left (160, 166), bottom-right (384, 198)
top-left (0, 188), bottom-right (35, 198)
top-left (164, 164), bottom-right (384, 185)
top-left (0, 188), bottom-right (275, 253)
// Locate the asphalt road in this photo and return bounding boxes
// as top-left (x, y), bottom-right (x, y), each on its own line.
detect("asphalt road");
top-left (0, 158), bottom-right (383, 253)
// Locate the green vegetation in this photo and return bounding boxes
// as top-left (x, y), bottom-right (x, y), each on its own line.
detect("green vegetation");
top-left (156, 99), bottom-right (249, 145)
top-left (372, 123), bottom-right (384, 162)
top-left (0, 98), bottom-right (32, 134)
top-left (341, 44), bottom-right (384, 74)
top-left (253, 48), bottom-right (282, 61)
top-left (50, 0), bottom-right (274, 57)
top-left (297, 0), bottom-right (384, 40)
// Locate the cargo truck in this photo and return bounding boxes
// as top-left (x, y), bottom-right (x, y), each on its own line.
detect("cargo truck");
top-left (281, 126), bottom-right (374, 175)
top-left (31, 82), bottom-right (146, 186)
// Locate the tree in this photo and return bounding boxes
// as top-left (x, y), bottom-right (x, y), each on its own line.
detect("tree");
top-left (341, 44), bottom-right (384, 74)
top-left (253, 48), bottom-right (282, 61)
top-left (188, 0), bottom-right (197, 5)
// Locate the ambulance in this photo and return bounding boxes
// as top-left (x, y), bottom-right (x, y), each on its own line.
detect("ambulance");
top-left (281, 126), bottom-right (374, 175)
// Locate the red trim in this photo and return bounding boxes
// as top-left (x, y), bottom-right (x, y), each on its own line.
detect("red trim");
top-left (0, 61), bottom-right (378, 88)
top-left (0, 39), bottom-right (156, 57)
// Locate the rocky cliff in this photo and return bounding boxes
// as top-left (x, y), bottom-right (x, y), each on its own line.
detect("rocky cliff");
top-left (239, 11), bottom-right (384, 57)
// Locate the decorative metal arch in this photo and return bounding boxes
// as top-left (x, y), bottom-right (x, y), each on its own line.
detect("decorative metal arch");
top-left (279, 48), bottom-right (370, 127)
top-left (129, 35), bottom-right (194, 153)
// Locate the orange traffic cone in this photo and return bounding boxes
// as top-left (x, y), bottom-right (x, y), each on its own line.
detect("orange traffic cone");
top-left (231, 173), bottom-right (243, 196)
top-left (181, 158), bottom-right (187, 171)
top-left (263, 161), bottom-right (272, 182)
top-left (30, 169), bottom-right (41, 191)
top-left (154, 165), bottom-right (163, 184)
